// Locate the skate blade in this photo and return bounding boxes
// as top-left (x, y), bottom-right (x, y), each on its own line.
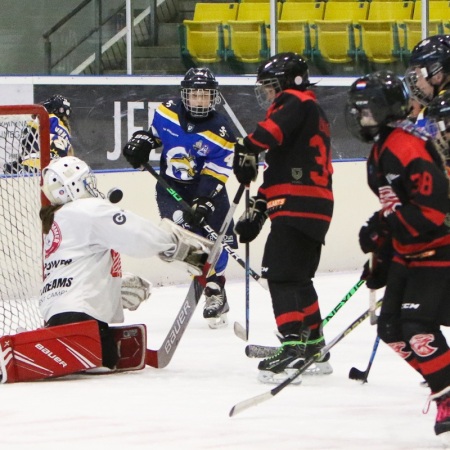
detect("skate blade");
top-left (303, 361), bottom-right (333, 376)
top-left (206, 313), bottom-right (228, 329)
top-left (258, 369), bottom-right (302, 385)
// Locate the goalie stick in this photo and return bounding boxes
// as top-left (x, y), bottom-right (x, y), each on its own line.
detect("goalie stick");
top-left (245, 279), bottom-right (366, 358)
top-left (143, 162), bottom-right (267, 289)
top-left (145, 183), bottom-right (246, 368)
top-left (349, 335), bottom-right (381, 383)
top-left (229, 298), bottom-right (383, 417)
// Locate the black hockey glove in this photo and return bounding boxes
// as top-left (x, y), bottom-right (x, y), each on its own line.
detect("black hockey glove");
top-left (359, 212), bottom-right (390, 254)
top-left (234, 196), bottom-right (267, 243)
top-left (123, 130), bottom-right (161, 169)
top-left (360, 238), bottom-right (393, 290)
top-left (184, 197), bottom-right (216, 227)
top-left (233, 138), bottom-right (259, 185)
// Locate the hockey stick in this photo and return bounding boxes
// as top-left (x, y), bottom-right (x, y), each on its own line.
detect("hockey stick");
top-left (245, 278), bottom-right (366, 358)
top-left (233, 186), bottom-right (251, 341)
top-left (219, 92), bottom-right (254, 341)
top-left (229, 299), bottom-right (383, 417)
top-left (349, 335), bottom-right (380, 383)
top-left (145, 183), bottom-right (246, 368)
top-left (369, 254), bottom-right (379, 325)
top-left (142, 163), bottom-right (267, 289)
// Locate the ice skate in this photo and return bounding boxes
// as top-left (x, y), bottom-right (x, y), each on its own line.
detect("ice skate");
top-left (429, 386), bottom-right (450, 442)
top-left (257, 331), bottom-right (308, 385)
top-left (203, 281), bottom-right (229, 329)
top-left (303, 334), bottom-right (333, 376)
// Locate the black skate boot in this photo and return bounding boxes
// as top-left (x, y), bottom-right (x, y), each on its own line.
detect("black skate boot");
top-left (429, 386), bottom-right (450, 440)
top-left (303, 329), bottom-right (333, 376)
top-left (203, 277), bottom-right (229, 329)
top-left (258, 328), bottom-right (309, 384)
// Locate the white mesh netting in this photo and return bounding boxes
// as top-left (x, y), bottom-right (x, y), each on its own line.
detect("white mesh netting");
top-left (0, 110), bottom-right (48, 335)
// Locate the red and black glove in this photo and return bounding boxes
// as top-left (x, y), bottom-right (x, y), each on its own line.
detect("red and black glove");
top-left (359, 211), bottom-right (390, 254)
top-left (233, 138), bottom-right (259, 185)
top-left (234, 196), bottom-right (267, 243)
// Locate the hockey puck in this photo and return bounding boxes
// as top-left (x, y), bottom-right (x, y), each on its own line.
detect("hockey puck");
top-left (107, 187), bottom-right (123, 204)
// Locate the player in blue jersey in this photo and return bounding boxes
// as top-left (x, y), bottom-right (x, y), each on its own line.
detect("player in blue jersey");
top-left (123, 68), bottom-right (237, 329)
top-left (4, 94), bottom-right (73, 174)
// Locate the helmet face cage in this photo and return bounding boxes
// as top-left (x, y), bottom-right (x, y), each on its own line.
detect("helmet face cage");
top-left (404, 67), bottom-right (435, 106)
top-left (405, 36), bottom-right (450, 105)
top-left (42, 95), bottom-right (71, 119)
top-left (180, 68), bottom-right (219, 118)
top-left (181, 88), bottom-right (218, 118)
top-left (255, 53), bottom-right (310, 109)
top-left (425, 91), bottom-right (450, 158)
top-left (255, 78), bottom-right (283, 109)
top-left (42, 156), bottom-right (101, 205)
top-left (345, 70), bottom-right (409, 143)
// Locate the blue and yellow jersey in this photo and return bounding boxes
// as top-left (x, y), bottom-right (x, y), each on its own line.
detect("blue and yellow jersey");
top-left (151, 99), bottom-right (235, 197)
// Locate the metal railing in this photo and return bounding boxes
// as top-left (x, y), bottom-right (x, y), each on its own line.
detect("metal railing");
top-left (43, 0), bottom-right (153, 75)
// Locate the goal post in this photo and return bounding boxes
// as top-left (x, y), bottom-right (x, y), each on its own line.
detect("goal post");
top-left (0, 105), bottom-right (50, 335)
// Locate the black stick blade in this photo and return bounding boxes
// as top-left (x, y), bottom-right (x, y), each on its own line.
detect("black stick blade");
top-left (348, 366), bottom-right (367, 382)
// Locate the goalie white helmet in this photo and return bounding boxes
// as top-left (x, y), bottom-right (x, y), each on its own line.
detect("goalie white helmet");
top-left (42, 156), bottom-right (102, 205)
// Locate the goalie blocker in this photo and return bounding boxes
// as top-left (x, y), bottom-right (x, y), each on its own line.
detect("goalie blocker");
top-left (0, 321), bottom-right (147, 383)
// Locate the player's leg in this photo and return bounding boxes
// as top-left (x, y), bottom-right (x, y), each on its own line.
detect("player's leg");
top-left (46, 312), bottom-right (119, 369)
top-left (0, 320), bottom-right (102, 383)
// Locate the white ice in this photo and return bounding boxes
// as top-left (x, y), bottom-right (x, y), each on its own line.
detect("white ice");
top-left (2, 271), bottom-right (449, 450)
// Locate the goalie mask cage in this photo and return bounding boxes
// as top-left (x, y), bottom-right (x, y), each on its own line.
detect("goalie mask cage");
top-left (0, 105), bottom-right (50, 336)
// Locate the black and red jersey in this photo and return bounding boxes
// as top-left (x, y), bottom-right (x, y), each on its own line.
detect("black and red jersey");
top-left (368, 126), bottom-right (450, 255)
top-left (244, 89), bottom-right (334, 244)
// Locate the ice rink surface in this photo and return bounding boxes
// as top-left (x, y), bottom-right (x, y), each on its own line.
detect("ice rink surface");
top-left (2, 270), bottom-right (449, 450)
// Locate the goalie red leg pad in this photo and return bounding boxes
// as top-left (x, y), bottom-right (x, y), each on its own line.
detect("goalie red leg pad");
top-left (0, 320), bottom-right (102, 383)
top-left (111, 324), bottom-right (147, 372)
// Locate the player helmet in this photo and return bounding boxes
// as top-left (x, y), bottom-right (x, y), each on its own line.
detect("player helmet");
top-left (404, 35), bottom-right (450, 105)
top-left (180, 68), bottom-right (219, 118)
top-left (345, 70), bottom-right (409, 143)
top-left (425, 90), bottom-right (450, 158)
top-left (42, 156), bottom-right (101, 205)
top-left (255, 52), bottom-right (310, 109)
top-left (42, 95), bottom-right (71, 119)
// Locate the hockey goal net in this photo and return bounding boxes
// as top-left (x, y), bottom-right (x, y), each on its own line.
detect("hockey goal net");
top-left (0, 105), bottom-right (50, 336)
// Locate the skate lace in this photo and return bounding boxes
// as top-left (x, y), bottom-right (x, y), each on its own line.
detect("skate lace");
top-left (423, 386), bottom-right (450, 415)
top-left (265, 341), bottom-right (302, 361)
top-left (204, 291), bottom-right (224, 310)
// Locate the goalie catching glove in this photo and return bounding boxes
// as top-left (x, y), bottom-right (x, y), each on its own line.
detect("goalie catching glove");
top-left (234, 196), bottom-right (268, 243)
top-left (121, 272), bottom-right (152, 311)
top-left (233, 138), bottom-right (259, 185)
top-left (158, 218), bottom-right (214, 276)
top-left (123, 130), bottom-right (162, 169)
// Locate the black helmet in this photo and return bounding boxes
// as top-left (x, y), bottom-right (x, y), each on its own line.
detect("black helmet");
top-left (345, 70), bottom-right (409, 143)
top-left (404, 35), bottom-right (450, 105)
top-left (255, 52), bottom-right (310, 109)
top-left (425, 89), bottom-right (450, 158)
top-left (180, 68), bottom-right (219, 118)
top-left (42, 94), bottom-right (71, 119)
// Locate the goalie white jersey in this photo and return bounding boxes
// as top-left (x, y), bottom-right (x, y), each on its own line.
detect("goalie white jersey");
top-left (40, 198), bottom-right (177, 324)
